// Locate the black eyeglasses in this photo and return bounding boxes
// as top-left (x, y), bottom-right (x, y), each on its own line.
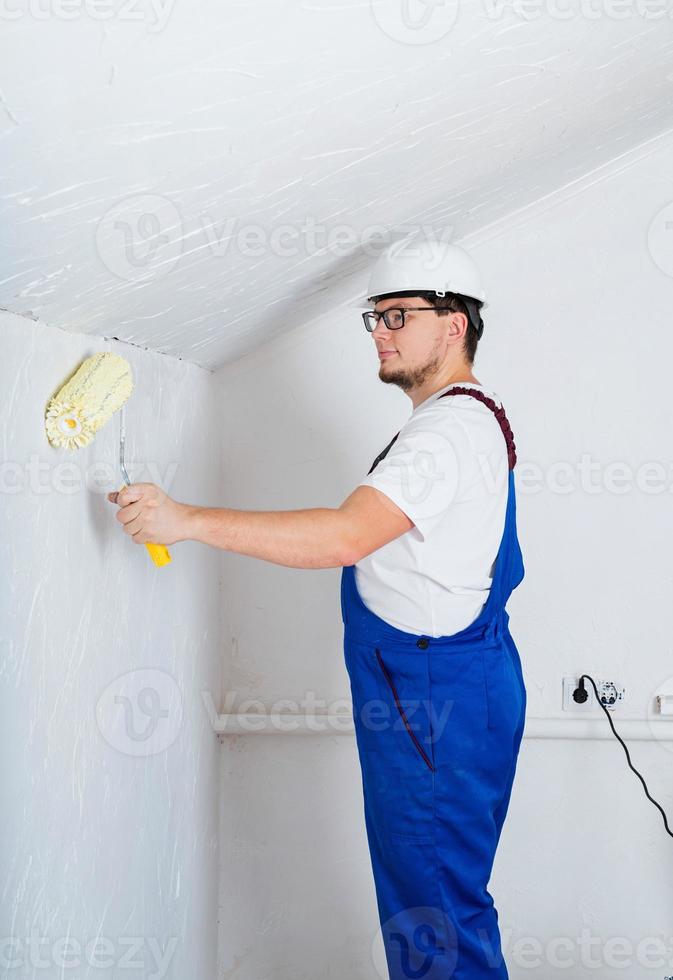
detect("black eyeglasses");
top-left (362, 307), bottom-right (439, 332)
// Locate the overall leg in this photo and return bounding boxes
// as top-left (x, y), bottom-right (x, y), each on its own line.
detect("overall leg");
top-left (426, 640), bottom-right (525, 979)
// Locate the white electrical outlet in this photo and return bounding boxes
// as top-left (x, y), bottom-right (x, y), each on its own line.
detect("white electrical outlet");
top-left (596, 679), bottom-right (626, 710)
top-left (562, 676), bottom-right (627, 713)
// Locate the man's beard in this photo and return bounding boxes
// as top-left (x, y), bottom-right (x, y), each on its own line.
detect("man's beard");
top-left (379, 347), bottom-right (442, 392)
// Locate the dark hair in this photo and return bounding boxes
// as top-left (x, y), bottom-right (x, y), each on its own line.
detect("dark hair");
top-left (421, 291), bottom-right (481, 365)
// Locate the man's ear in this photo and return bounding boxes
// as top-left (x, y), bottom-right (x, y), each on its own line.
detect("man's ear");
top-left (445, 310), bottom-right (469, 341)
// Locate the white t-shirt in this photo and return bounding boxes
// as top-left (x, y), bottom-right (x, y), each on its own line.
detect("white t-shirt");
top-left (355, 381), bottom-right (509, 637)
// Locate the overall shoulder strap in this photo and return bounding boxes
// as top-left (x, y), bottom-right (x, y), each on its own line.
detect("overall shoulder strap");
top-left (367, 431), bottom-right (400, 475)
top-left (366, 387), bottom-right (518, 475)
top-left (437, 386), bottom-right (517, 470)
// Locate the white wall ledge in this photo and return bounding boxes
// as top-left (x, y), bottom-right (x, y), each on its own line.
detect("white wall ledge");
top-left (209, 712), bottom-right (673, 742)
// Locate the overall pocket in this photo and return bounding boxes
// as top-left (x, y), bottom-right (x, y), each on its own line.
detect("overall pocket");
top-left (375, 648), bottom-right (435, 772)
top-left (482, 640), bottom-right (524, 734)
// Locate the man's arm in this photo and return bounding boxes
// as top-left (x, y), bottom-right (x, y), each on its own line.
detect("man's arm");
top-left (107, 483), bottom-right (414, 570)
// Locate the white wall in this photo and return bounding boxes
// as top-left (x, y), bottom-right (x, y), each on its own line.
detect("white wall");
top-left (0, 312), bottom-right (221, 980)
top-left (215, 135), bottom-right (673, 979)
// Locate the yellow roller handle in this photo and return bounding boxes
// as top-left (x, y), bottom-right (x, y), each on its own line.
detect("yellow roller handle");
top-left (117, 484), bottom-right (172, 567)
top-left (145, 542), bottom-right (172, 567)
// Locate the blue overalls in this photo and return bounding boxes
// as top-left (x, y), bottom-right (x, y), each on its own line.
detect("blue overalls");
top-left (340, 388), bottom-right (526, 980)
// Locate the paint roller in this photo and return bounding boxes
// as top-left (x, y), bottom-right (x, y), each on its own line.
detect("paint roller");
top-left (45, 351), bottom-right (172, 567)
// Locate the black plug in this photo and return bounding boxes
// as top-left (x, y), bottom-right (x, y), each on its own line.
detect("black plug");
top-left (573, 678), bottom-right (588, 705)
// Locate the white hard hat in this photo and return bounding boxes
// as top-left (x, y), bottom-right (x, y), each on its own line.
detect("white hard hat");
top-left (358, 238), bottom-right (487, 308)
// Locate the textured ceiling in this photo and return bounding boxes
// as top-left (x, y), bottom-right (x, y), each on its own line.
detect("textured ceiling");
top-left (2, 2), bottom-right (673, 369)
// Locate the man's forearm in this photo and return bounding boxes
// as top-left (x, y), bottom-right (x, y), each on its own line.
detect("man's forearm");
top-left (184, 504), bottom-right (355, 569)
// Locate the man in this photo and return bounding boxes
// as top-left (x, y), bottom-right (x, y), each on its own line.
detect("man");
top-left (108, 238), bottom-right (527, 980)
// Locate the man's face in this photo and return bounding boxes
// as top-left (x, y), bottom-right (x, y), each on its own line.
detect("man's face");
top-left (371, 295), bottom-right (452, 393)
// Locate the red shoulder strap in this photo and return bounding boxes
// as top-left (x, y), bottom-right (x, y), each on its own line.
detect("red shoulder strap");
top-left (366, 386), bottom-right (518, 475)
top-left (437, 386), bottom-right (517, 470)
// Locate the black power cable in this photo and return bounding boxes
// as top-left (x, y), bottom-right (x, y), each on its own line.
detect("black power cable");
top-left (574, 674), bottom-right (672, 838)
